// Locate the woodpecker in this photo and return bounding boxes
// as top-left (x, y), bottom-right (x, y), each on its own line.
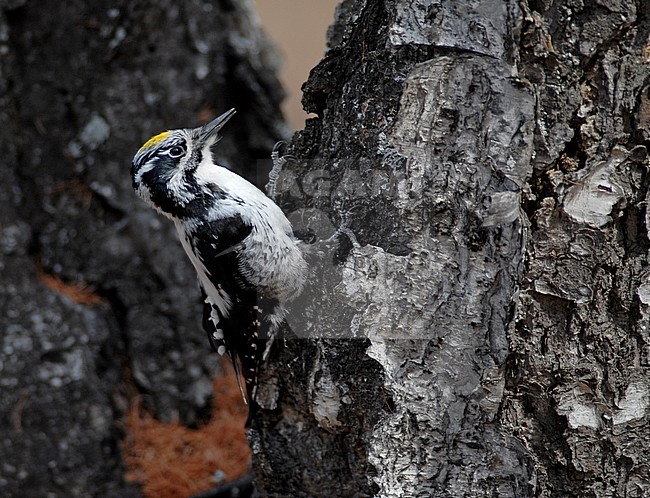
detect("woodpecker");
top-left (131, 109), bottom-right (307, 425)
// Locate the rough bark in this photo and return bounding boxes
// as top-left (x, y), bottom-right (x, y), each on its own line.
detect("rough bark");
top-left (510, 1), bottom-right (650, 496)
top-left (0, 0), bottom-right (285, 495)
top-left (253, 1), bottom-right (650, 497)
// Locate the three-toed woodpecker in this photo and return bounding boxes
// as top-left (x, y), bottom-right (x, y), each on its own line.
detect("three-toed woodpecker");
top-left (131, 109), bottom-right (307, 425)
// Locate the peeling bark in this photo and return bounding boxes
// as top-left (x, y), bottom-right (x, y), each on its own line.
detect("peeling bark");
top-left (253, 1), bottom-right (650, 497)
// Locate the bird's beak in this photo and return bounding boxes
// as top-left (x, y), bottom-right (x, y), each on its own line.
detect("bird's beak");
top-left (199, 108), bottom-right (236, 146)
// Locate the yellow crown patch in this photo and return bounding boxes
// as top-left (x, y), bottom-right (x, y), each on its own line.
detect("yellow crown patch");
top-left (138, 131), bottom-right (170, 153)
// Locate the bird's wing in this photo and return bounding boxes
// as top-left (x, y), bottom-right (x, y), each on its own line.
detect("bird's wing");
top-left (192, 214), bottom-right (277, 423)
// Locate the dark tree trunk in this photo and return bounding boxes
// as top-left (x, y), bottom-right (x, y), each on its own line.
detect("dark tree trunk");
top-left (0, 0), bottom-right (285, 495)
top-left (252, 1), bottom-right (650, 497)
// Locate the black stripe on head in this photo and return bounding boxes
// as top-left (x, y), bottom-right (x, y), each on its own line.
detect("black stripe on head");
top-left (140, 170), bottom-right (187, 217)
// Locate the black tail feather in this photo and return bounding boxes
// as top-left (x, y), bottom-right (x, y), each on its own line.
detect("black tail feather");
top-left (201, 289), bottom-right (278, 427)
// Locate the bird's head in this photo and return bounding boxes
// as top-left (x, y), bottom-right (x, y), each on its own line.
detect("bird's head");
top-left (131, 108), bottom-right (236, 219)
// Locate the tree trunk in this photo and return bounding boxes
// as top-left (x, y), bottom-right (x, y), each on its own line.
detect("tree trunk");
top-left (253, 1), bottom-right (650, 497)
top-left (0, 0), bottom-right (284, 495)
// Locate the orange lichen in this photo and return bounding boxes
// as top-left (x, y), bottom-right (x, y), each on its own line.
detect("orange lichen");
top-left (38, 271), bottom-right (105, 306)
top-left (123, 371), bottom-right (251, 498)
top-left (49, 178), bottom-right (94, 206)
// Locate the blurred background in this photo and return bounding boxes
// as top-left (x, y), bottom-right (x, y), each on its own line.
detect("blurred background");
top-left (254, 0), bottom-right (339, 130)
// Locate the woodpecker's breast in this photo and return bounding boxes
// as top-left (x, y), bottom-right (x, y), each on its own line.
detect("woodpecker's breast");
top-left (192, 161), bottom-right (308, 302)
top-left (238, 223), bottom-right (306, 302)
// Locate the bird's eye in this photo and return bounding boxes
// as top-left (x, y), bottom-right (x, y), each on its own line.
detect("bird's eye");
top-left (168, 145), bottom-right (185, 158)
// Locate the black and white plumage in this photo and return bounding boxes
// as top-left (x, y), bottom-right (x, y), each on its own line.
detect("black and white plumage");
top-left (131, 109), bottom-right (307, 425)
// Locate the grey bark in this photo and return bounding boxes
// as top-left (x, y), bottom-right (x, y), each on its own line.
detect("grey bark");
top-left (252, 1), bottom-right (650, 497)
top-left (0, 0), bottom-right (285, 495)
